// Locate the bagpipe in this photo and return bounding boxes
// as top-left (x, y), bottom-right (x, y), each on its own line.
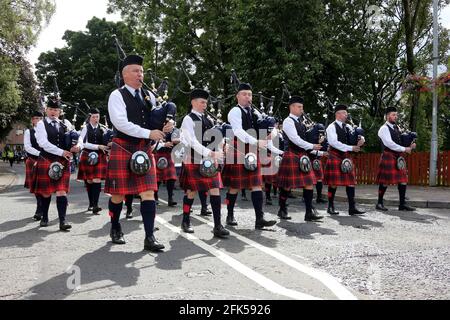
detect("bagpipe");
top-left (346, 113), bottom-right (365, 146)
top-left (397, 119), bottom-right (417, 147)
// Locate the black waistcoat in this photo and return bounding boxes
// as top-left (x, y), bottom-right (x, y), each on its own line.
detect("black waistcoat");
top-left (116, 87), bottom-right (153, 143)
top-left (27, 128), bottom-right (41, 158)
top-left (382, 124), bottom-right (402, 152)
top-left (188, 112), bottom-right (214, 161)
top-left (284, 117), bottom-right (308, 153)
top-left (84, 124), bottom-right (104, 151)
top-left (41, 120), bottom-right (67, 158)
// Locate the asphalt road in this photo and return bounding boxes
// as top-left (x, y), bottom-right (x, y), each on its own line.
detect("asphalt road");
top-left (0, 164), bottom-right (449, 300)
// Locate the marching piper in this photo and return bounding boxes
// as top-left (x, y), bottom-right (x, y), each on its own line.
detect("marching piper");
top-left (178, 88), bottom-right (229, 237)
top-left (324, 104), bottom-right (365, 216)
top-left (24, 111), bottom-right (44, 221)
top-left (375, 106), bottom-right (416, 211)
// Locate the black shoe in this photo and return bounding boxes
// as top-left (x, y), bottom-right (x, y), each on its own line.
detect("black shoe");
top-left (399, 205), bottom-right (416, 211)
top-left (110, 228), bottom-right (126, 244)
top-left (277, 209), bottom-right (291, 220)
top-left (39, 220), bottom-right (48, 227)
top-left (59, 222), bottom-right (72, 231)
top-left (376, 203), bottom-right (388, 212)
top-left (349, 208), bottom-right (366, 215)
top-left (255, 218), bottom-right (277, 229)
top-left (200, 207), bottom-right (212, 216)
top-left (213, 225), bottom-right (230, 238)
top-left (144, 235), bottom-right (165, 252)
top-left (92, 206), bottom-right (102, 215)
top-left (266, 198), bottom-right (273, 205)
top-left (181, 221), bottom-right (194, 233)
top-left (316, 197), bottom-right (327, 204)
top-left (33, 214), bottom-right (42, 221)
top-left (305, 211), bottom-right (324, 221)
top-left (126, 209), bottom-right (133, 219)
top-left (226, 215), bottom-right (238, 226)
top-left (168, 198), bottom-right (177, 207)
top-left (327, 206), bottom-right (340, 215)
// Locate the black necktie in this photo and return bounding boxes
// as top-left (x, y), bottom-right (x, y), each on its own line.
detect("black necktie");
top-left (51, 120), bottom-right (57, 128)
top-left (135, 89), bottom-right (144, 106)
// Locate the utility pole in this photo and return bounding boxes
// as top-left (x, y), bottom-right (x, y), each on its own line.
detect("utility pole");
top-left (429, 0), bottom-right (439, 186)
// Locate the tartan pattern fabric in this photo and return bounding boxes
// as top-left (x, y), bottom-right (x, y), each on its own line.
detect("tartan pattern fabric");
top-left (30, 156), bottom-right (71, 195)
top-left (376, 150), bottom-right (408, 185)
top-left (24, 157), bottom-right (38, 190)
top-left (308, 154), bottom-right (324, 181)
top-left (261, 153), bottom-right (279, 185)
top-left (104, 137), bottom-right (157, 195)
top-left (276, 150), bottom-right (316, 189)
top-left (77, 150), bottom-right (107, 181)
top-left (179, 163), bottom-right (223, 191)
top-left (221, 138), bottom-right (263, 189)
top-left (323, 148), bottom-right (356, 186)
top-left (154, 149), bottom-right (177, 182)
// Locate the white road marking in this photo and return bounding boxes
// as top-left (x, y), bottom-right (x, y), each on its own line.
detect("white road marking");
top-left (155, 215), bottom-right (320, 300)
top-left (158, 198), bottom-right (357, 300)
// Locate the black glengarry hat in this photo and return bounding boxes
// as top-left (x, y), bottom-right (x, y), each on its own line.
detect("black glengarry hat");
top-left (237, 83), bottom-right (252, 92)
top-left (288, 95), bottom-right (304, 106)
top-left (190, 88), bottom-right (209, 100)
top-left (120, 54), bottom-right (144, 73)
top-left (385, 106), bottom-right (397, 115)
top-left (334, 104), bottom-right (347, 113)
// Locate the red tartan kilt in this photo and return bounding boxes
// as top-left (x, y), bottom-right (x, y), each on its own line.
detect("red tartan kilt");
top-left (276, 150), bottom-right (316, 189)
top-left (376, 151), bottom-right (408, 185)
top-left (77, 150), bottom-right (107, 181)
top-left (324, 149), bottom-right (356, 186)
top-left (24, 157), bottom-right (38, 190)
top-left (308, 155), bottom-right (324, 181)
top-left (104, 138), bottom-right (158, 195)
top-left (154, 150), bottom-right (177, 182)
top-left (179, 163), bottom-right (223, 191)
top-left (222, 148), bottom-right (262, 189)
top-left (30, 156), bottom-right (71, 195)
top-left (261, 154), bottom-right (279, 185)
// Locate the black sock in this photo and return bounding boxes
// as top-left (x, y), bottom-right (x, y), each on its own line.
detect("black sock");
top-left (241, 189), bottom-right (246, 197)
top-left (226, 192), bottom-right (238, 217)
top-left (251, 190), bottom-right (264, 220)
top-left (86, 183), bottom-right (93, 207)
top-left (346, 186), bottom-right (356, 210)
top-left (378, 185), bottom-right (388, 205)
top-left (155, 182), bottom-right (160, 201)
top-left (398, 184), bottom-right (406, 206)
top-left (199, 190), bottom-right (208, 209)
top-left (210, 195), bottom-right (222, 227)
top-left (109, 199), bottom-right (123, 230)
top-left (140, 200), bottom-right (156, 238)
top-left (167, 180), bottom-right (175, 199)
top-left (56, 196), bottom-right (68, 223)
top-left (91, 183), bottom-right (102, 207)
top-left (35, 194), bottom-right (43, 214)
top-left (125, 194), bottom-right (133, 211)
top-left (183, 196), bottom-right (194, 223)
top-left (328, 187), bottom-right (337, 207)
top-left (41, 196), bottom-right (51, 222)
top-left (265, 183), bottom-right (272, 199)
top-left (273, 186), bottom-right (278, 196)
top-left (316, 181), bottom-right (323, 199)
top-left (303, 189), bottom-right (314, 214)
top-left (279, 188), bottom-right (289, 211)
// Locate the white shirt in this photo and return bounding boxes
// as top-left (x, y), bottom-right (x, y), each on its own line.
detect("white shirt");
top-left (79, 123), bottom-right (102, 150)
top-left (326, 120), bottom-right (355, 152)
top-left (23, 128), bottom-right (40, 157)
top-left (108, 84), bottom-right (157, 139)
top-left (282, 114), bottom-right (314, 151)
top-left (180, 110), bottom-right (213, 158)
top-left (35, 117), bottom-right (66, 157)
top-left (228, 105), bottom-right (258, 145)
top-left (266, 128), bottom-right (284, 155)
top-left (378, 122), bottom-right (406, 153)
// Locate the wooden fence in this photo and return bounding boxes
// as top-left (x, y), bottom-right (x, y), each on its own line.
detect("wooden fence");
top-left (322, 151), bottom-right (450, 186)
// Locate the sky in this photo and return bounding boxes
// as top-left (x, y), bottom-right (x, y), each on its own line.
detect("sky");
top-left (27, 1), bottom-right (450, 68)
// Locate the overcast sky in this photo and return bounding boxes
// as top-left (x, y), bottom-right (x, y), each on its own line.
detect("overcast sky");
top-left (27, 0), bottom-right (450, 68)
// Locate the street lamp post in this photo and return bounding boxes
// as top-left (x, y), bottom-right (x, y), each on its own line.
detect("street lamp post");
top-left (429, 0), bottom-right (439, 186)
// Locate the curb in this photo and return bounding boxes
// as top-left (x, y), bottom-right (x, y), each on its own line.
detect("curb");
top-left (334, 195), bottom-right (450, 209)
